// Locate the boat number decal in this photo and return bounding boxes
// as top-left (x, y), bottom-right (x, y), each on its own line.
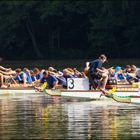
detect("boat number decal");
top-left (68, 78), bottom-right (74, 89)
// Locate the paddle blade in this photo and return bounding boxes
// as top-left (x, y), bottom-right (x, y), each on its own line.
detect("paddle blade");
top-left (41, 82), bottom-right (47, 91)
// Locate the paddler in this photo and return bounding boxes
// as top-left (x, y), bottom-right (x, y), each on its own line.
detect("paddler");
top-left (88, 54), bottom-right (108, 90)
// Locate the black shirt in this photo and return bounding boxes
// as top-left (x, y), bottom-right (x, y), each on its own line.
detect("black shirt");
top-left (89, 59), bottom-right (103, 74)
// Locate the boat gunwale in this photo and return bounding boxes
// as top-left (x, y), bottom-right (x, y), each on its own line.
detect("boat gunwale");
top-left (55, 89), bottom-right (140, 93)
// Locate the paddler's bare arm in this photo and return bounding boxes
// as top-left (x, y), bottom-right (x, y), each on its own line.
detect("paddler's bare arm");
top-left (96, 68), bottom-right (108, 73)
top-left (0, 70), bottom-right (16, 75)
top-left (0, 66), bottom-right (11, 71)
top-left (51, 81), bottom-right (58, 89)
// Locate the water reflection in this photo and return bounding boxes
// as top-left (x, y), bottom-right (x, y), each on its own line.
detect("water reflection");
top-left (0, 94), bottom-right (140, 139)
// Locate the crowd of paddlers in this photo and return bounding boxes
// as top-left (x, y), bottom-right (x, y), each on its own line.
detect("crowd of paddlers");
top-left (87, 54), bottom-right (140, 91)
top-left (0, 66), bottom-right (87, 89)
top-left (0, 54), bottom-right (140, 90)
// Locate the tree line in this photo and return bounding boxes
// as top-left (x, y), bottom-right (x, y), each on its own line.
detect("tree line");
top-left (0, 0), bottom-right (140, 60)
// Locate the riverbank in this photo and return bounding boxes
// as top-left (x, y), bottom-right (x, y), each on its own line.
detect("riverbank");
top-left (1, 59), bottom-right (140, 70)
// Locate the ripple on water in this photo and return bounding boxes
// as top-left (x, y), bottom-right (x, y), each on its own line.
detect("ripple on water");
top-left (0, 94), bottom-right (140, 139)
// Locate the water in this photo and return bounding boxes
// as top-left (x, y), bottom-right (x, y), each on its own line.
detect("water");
top-left (0, 94), bottom-right (140, 139)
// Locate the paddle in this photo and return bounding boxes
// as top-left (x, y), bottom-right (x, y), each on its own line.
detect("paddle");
top-left (34, 82), bottom-right (47, 92)
top-left (10, 75), bottom-right (18, 85)
top-left (121, 72), bottom-right (129, 83)
top-left (126, 73), bottom-right (139, 81)
top-left (100, 87), bottom-right (116, 98)
top-left (41, 82), bottom-right (47, 91)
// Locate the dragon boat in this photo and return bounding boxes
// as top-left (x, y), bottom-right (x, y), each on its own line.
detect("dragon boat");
top-left (0, 86), bottom-right (41, 94)
top-left (0, 78), bottom-right (139, 103)
top-left (45, 78), bottom-right (140, 100)
top-left (112, 95), bottom-right (140, 104)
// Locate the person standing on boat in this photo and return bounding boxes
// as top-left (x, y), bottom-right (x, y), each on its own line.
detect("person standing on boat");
top-left (88, 54), bottom-right (108, 90)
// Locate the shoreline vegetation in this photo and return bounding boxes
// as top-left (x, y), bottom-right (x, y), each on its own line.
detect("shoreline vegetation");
top-left (1, 59), bottom-right (140, 70)
top-left (0, 1), bottom-right (140, 60)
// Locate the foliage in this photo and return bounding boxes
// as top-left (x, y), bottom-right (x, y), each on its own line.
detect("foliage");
top-left (0, 0), bottom-right (140, 60)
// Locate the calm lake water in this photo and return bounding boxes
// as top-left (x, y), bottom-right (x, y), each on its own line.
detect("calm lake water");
top-left (0, 94), bottom-right (140, 139)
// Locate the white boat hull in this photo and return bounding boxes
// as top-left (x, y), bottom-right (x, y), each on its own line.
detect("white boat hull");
top-left (113, 91), bottom-right (140, 97)
top-left (61, 91), bottom-right (140, 99)
top-left (61, 91), bottom-right (107, 99)
top-left (131, 98), bottom-right (140, 104)
top-left (0, 89), bottom-right (41, 94)
top-left (45, 89), bottom-right (140, 100)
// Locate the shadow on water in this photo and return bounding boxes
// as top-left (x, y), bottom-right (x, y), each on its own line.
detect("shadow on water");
top-left (0, 94), bottom-right (140, 139)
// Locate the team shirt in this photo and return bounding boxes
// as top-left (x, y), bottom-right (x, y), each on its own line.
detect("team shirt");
top-left (89, 59), bottom-right (103, 74)
top-left (41, 75), bottom-right (58, 89)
